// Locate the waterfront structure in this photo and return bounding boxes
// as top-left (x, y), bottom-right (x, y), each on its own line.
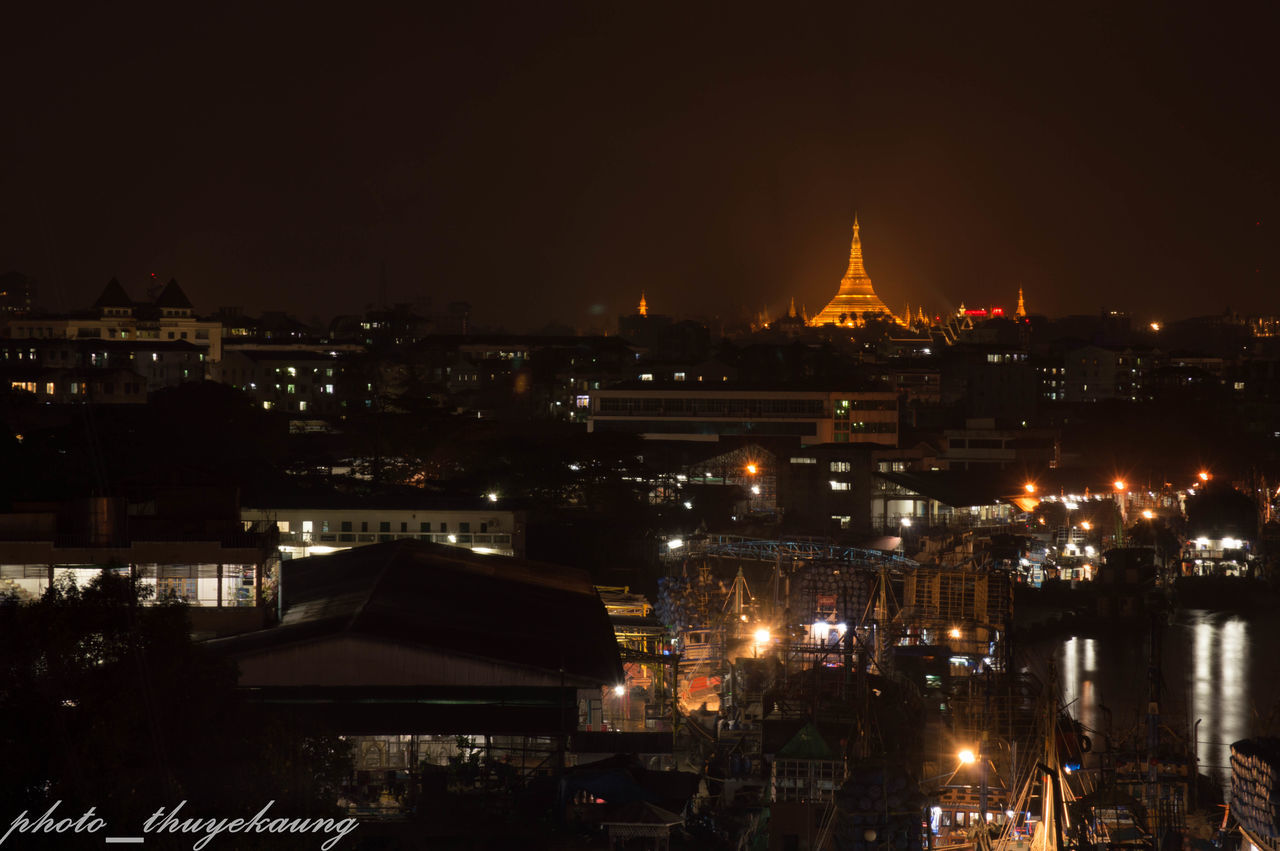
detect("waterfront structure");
top-left (810, 217), bottom-right (899, 327)
top-left (589, 382), bottom-right (898, 446)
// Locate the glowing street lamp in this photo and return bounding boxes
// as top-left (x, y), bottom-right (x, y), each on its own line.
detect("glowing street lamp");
top-left (958, 748), bottom-right (976, 765)
top-left (1198, 471), bottom-right (1210, 482)
top-left (746, 463), bottom-right (758, 475)
top-left (1024, 482), bottom-right (1036, 494)
top-left (1141, 509), bottom-right (1155, 520)
top-left (1113, 480), bottom-right (1127, 492)
top-left (1079, 521), bottom-right (1092, 531)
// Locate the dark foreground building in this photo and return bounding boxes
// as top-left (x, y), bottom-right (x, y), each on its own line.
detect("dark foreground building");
top-left (207, 540), bottom-right (622, 814)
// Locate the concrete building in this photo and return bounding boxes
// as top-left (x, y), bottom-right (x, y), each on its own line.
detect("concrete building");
top-left (242, 491), bottom-right (526, 560)
top-left (0, 492), bottom-right (275, 636)
top-left (212, 347), bottom-right (345, 415)
top-left (0, 337), bottom-right (208, 400)
top-left (776, 443), bottom-right (877, 536)
top-left (939, 418), bottom-right (1059, 471)
top-left (589, 383), bottom-right (898, 446)
top-left (2, 278), bottom-right (223, 363)
top-left (1064, 344), bottom-right (1161, 403)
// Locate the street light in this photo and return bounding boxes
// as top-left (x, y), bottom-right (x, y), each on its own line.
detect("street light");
top-left (1024, 482), bottom-right (1036, 494)
top-left (746, 463), bottom-right (758, 475)
top-left (958, 748), bottom-right (976, 765)
top-left (1113, 480), bottom-right (1127, 492)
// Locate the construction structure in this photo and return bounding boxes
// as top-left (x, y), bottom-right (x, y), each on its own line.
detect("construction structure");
top-left (649, 534), bottom-right (1031, 849)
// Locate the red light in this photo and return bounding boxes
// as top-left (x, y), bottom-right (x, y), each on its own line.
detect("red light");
top-left (991, 307), bottom-right (1005, 317)
top-left (964, 309), bottom-right (988, 317)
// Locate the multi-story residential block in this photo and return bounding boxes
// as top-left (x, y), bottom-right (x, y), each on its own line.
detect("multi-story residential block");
top-left (0, 338), bottom-right (207, 401)
top-left (212, 347), bottom-right (346, 415)
top-left (1064, 344), bottom-right (1161, 403)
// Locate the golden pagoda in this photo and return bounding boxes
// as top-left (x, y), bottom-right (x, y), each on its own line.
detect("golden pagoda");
top-left (811, 216), bottom-right (899, 327)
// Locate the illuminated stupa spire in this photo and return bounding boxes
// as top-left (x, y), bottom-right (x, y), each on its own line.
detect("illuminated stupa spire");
top-left (811, 215), bottom-right (899, 327)
top-left (1015, 287), bottom-right (1026, 319)
top-left (638, 292), bottom-right (648, 317)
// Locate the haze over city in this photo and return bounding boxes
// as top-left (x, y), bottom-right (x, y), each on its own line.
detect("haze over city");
top-left (2, 3), bottom-right (1277, 329)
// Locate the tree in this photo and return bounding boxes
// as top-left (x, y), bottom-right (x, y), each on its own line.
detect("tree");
top-left (0, 572), bottom-right (349, 845)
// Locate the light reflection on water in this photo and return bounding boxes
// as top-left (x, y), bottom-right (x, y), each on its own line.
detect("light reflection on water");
top-left (1035, 610), bottom-right (1280, 790)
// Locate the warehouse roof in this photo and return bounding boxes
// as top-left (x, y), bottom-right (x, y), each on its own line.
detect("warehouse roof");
top-left (209, 539), bottom-right (621, 685)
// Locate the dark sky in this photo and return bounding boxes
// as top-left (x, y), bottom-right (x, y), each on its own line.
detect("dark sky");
top-left (2, 3), bottom-right (1277, 331)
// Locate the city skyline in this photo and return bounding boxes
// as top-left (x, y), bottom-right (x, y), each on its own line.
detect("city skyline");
top-left (2, 4), bottom-right (1276, 330)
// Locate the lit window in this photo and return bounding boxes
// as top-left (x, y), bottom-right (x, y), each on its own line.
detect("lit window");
top-left (830, 481), bottom-right (851, 491)
top-left (639, 373), bottom-right (654, 381)
top-left (674, 372), bottom-right (686, 381)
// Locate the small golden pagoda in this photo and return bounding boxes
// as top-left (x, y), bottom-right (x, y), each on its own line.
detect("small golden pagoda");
top-left (811, 216), bottom-right (899, 327)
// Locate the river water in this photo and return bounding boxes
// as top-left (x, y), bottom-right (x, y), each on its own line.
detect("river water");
top-left (1027, 609), bottom-right (1280, 792)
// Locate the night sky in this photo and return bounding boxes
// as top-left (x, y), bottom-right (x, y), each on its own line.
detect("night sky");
top-left (2, 3), bottom-right (1276, 331)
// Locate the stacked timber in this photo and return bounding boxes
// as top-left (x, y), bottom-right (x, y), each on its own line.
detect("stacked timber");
top-left (1231, 738), bottom-right (1280, 839)
top-left (656, 575), bottom-right (709, 635)
top-left (793, 565), bottom-right (874, 624)
top-left (833, 760), bottom-right (926, 851)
